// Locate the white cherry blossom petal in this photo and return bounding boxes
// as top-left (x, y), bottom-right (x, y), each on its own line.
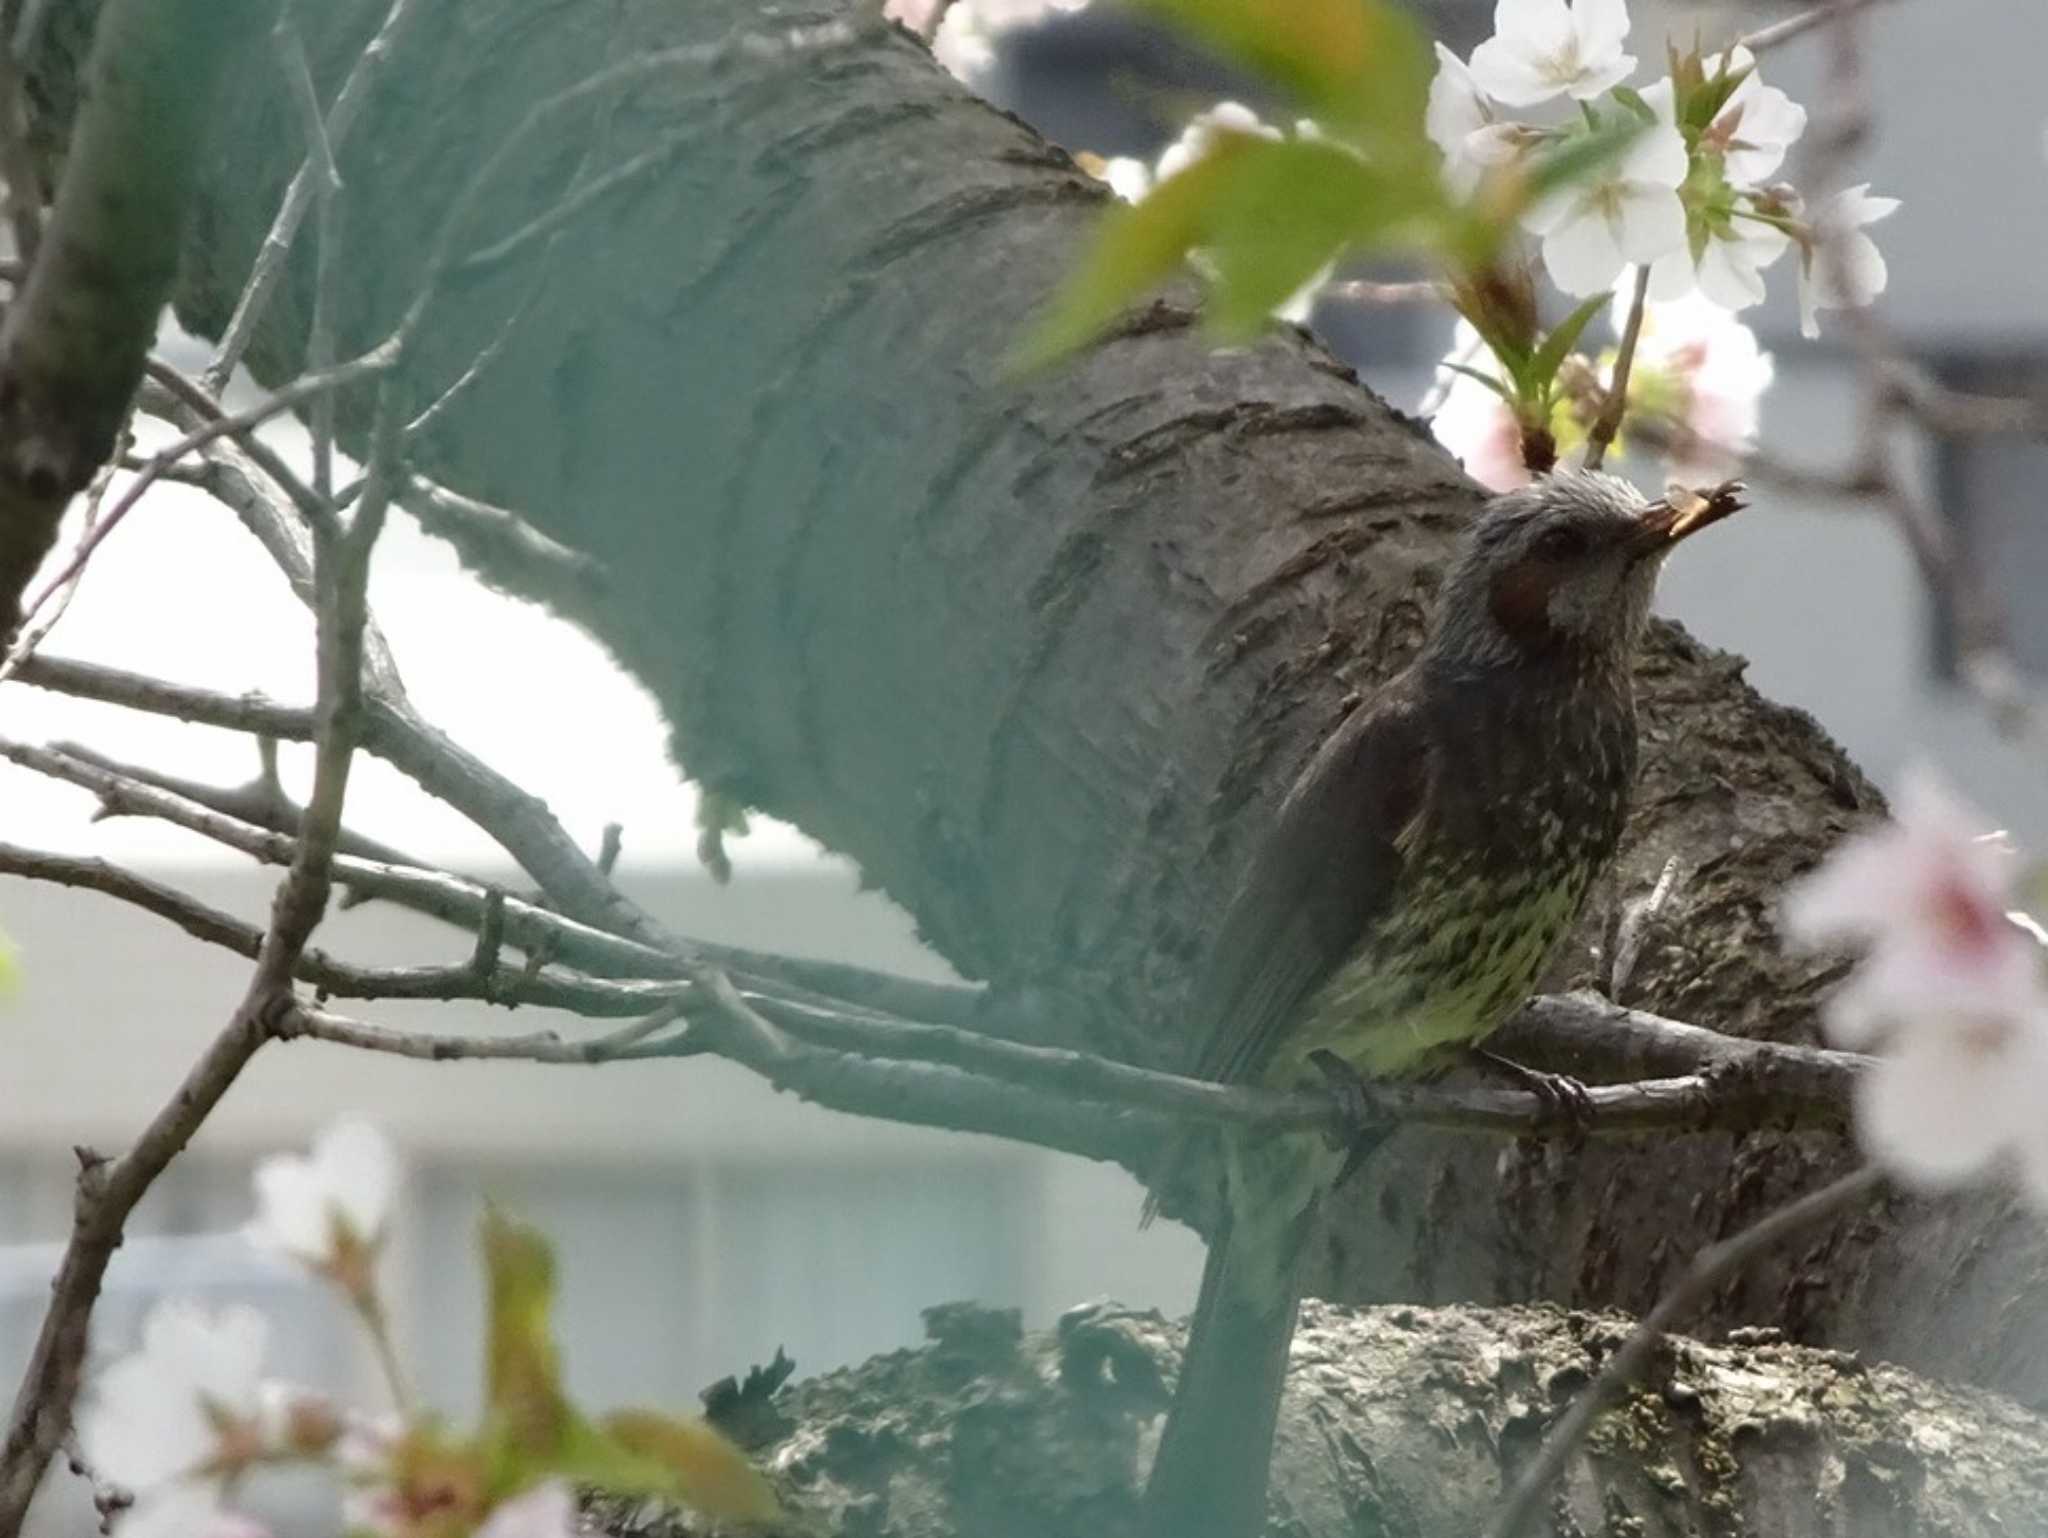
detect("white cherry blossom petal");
top-left (1470, 0), bottom-right (1633, 106)
top-left (80, 1302), bottom-right (269, 1491)
top-left (1615, 185), bottom-right (1687, 263)
top-left (1426, 323), bottom-right (1528, 493)
top-left (246, 1118), bottom-right (399, 1270)
top-left (1798, 184), bottom-right (1899, 337)
top-left (1855, 1019), bottom-right (2047, 1189)
top-left (1542, 212), bottom-right (1631, 297)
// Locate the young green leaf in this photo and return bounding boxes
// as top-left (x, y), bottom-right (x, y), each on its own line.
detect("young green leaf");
top-left (1437, 361), bottom-right (1517, 402)
top-left (1524, 292), bottom-right (1609, 403)
top-left (481, 1206), bottom-right (573, 1462)
top-left (1018, 134), bottom-right (1252, 367)
top-left (604, 1409), bottom-right (783, 1524)
top-left (1200, 138), bottom-right (1434, 336)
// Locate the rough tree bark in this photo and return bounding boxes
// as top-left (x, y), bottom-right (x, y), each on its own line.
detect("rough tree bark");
top-left (22, 0), bottom-right (2048, 1492)
top-left (603, 1300), bottom-right (2048, 1538)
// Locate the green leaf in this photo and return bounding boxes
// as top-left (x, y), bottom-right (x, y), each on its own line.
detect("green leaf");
top-left (1524, 292), bottom-right (1609, 403)
top-left (1201, 138), bottom-right (1437, 336)
top-left (1610, 84), bottom-right (1655, 123)
top-left (1437, 361), bottom-right (1516, 402)
top-left (481, 1206), bottom-right (572, 1462)
top-left (1023, 131), bottom-right (1449, 361)
top-left (602, 1409), bottom-right (782, 1524)
top-left (1018, 133), bottom-right (1253, 366)
top-left (1128, 0), bottom-right (1432, 136)
top-left (1686, 61), bottom-right (1753, 134)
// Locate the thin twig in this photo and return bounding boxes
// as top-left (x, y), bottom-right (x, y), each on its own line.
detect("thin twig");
top-left (0, 729), bottom-right (978, 1021)
top-left (1739, 0), bottom-right (1892, 56)
top-left (277, 17), bottom-right (344, 501)
top-left (204, 0), bottom-right (423, 393)
top-left (1582, 265), bottom-right (1647, 471)
top-left (14, 343), bottom-right (397, 631)
top-left (1483, 1165), bottom-right (1886, 1538)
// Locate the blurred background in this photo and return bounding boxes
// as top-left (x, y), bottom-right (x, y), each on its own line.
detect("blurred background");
top-left (1, 0), bottom-right (2044, 1531)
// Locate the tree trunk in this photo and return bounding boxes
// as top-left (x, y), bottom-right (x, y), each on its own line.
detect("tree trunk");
top-left (26, 0), bottom-right (2048, 1419)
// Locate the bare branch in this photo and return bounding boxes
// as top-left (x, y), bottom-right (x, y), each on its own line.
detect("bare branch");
top-left (1484, 1165), bottom-right (1887, 1538)
top-left (204, 0), bottom-right (424, 393)
top-left (276, 18), bottom-right (343, 501)
top-left (0, 729), bottom-right (979, 1022)
top-left (1740, 0), bottom-right (1894, 55)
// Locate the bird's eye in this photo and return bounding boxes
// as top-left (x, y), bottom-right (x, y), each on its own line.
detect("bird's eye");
top-left (1533, 525), bottom-right (1590, 561)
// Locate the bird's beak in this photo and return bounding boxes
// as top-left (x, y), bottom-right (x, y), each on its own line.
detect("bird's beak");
top-left (1632, 479), bottom-right (1747, 556)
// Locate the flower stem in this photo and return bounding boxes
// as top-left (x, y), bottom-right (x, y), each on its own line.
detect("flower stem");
top-left (1583, 264), bottom-right (1649, 471)
top-left (353, 1293), bottom-right (415, 1417)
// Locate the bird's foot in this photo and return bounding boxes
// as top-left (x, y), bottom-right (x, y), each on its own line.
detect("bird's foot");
top-left (1470, 1047), bottom-right (1593, 1143)
top-left (1308, 1049), bottom-right (1395, 1187)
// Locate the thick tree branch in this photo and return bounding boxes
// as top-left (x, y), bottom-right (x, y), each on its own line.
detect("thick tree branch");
top-left (0, 0), bottom-right (267, 630)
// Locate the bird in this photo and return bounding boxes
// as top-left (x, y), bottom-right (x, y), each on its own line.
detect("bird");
top-left (1140, 470), bottom-right (1745, 1538)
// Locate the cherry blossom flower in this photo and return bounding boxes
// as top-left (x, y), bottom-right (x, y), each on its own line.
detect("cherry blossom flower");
top-left (929, 0), bottom-right (1091, 87)
top-left (247, 1118), bottom-right (399, 1296)
top-left (1154, 101), bottom-right (1279, 184)
top-left (76, 1301), bottom-right (276, 1538)
top-left (1648, 208), bottom-right (1790, 312)
top-left (1426, 44), bottom-right (1522, 195)
top-left (1854, 1011), bottom-right (2048, 1194)
top-left (1467, 0), bottom-right (1635, 107)
top-left (1426, 323), bottom-right (1529, 493)
top-left (1797, 183), bottom-right (1899, 338)
top-left (1781, 768), bottom-right (2048, 1198)
top-left (1782, 770), bottom-right (2039, 1042)
top-left (1523, 120), bottom-right (1688, 295)
top-left (1645, 48), bottom-right (1806, 184)
top-left (1617, 286), bottom-right (1774, 478)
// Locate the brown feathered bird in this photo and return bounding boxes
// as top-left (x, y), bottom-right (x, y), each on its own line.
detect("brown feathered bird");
top-left (1141, 470), bottom-right (1743, 1538)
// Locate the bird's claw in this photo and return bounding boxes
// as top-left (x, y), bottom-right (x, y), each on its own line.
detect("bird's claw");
top-left (1472, 1048), bottom-right (1594, 1143)
top-left (1309, 1049), bottom-right (1394, 1187)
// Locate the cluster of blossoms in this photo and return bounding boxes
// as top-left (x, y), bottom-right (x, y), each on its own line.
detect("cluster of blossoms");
top-left (1430, 275), bottom-right (1776, 490)
top-left (75, 1122), bottom-right (584, 1538)
top-left (1781, 772), bottom-right (2048, 1203)
top-left (1422, 0), bottom-right (1895, 488)
top-left (1429, 0), bottom-right (1895, 333)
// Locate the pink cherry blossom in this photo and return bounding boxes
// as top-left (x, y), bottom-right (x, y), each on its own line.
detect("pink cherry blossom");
top-left (1781, 767), bottom-right (2048, 1200)
top-left (1426, 324), bottom-right (1529, 493)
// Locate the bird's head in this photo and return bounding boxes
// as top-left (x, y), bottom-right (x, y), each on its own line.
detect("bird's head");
top-left (1426, 471), bottom-right (1744, 672)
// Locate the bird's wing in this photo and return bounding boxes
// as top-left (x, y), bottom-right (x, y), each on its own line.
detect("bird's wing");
top-left (1188, 678), bottom-right (1435, 1090)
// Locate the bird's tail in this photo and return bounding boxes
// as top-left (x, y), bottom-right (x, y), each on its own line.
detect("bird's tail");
top-left (1141, 1212), bottom-right (1303, 1538)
